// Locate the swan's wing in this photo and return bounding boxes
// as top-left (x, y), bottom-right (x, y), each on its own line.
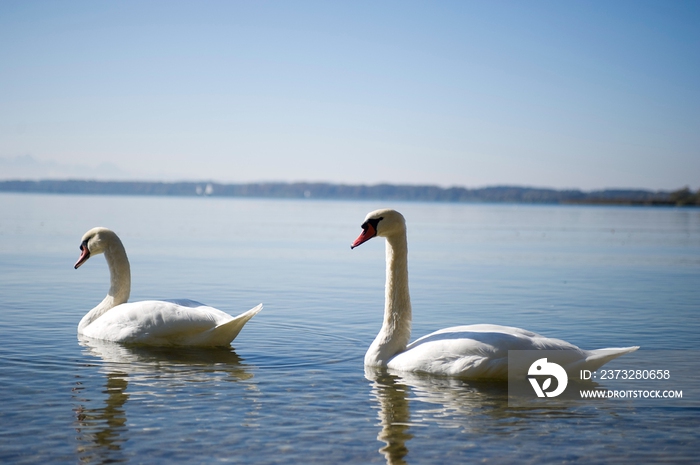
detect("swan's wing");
top-left (81, 300), bottom-right (261, 346)
top-left (82, 300), bottom-right (223, 342)
top-left (405, 324), bottom-right (581, 353)
top-left (391, 324), bottom-right (638, 379)
top-left (390, 324), bottom-right (584, 379)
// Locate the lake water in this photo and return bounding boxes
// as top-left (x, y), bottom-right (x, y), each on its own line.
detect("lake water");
top-left (0, 193), bottom-right (698, 464)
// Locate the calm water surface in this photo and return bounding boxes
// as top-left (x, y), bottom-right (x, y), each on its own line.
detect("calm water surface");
top-left (0, 193), bottom-right (698, 464)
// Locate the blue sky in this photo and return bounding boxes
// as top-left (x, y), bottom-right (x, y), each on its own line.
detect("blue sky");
top-left (1, 1), bottom-right (698, 190)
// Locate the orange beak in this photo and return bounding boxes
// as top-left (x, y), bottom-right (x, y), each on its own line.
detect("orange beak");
top-left (351, 223), bottom-right (377, 249)
top-left (74, 242), bottom-right (90, 269)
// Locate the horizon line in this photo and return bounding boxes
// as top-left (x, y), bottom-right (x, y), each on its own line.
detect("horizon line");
top-left (0, 177), bottom-right (691, 194)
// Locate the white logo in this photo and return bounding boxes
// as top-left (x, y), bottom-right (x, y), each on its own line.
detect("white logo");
top-left (528, 358), bottom-right (568, 398)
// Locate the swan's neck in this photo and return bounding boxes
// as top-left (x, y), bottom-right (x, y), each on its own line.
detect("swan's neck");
top-left (78, 240), bottom-right (131, 333)
top-left (365, 232), bottom-right (412, 366)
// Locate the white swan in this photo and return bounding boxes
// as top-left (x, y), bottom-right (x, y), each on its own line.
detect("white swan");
top-left (74, 227), bottom-right (262, 347)
top-left (351, 209), bottom-right (638, 379)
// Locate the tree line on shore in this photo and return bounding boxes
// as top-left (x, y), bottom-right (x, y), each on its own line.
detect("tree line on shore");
top-left (1, 179), bottom-right (698, 206)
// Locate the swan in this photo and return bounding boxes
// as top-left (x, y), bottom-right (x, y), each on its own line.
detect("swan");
top-left (74, 227), bottom-right (262, 347)
top-left (351, 209), bottom-right (638, 379)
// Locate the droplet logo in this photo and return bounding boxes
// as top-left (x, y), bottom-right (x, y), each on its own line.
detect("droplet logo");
top-left (527, 358), bottom-right (568, 398)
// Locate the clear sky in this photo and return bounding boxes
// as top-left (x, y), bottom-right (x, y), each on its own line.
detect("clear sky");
top-left (1, 0), bottom-right (698, 190)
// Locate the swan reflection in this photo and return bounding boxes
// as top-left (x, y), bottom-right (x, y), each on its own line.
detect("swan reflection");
top-left (366, 367), bottom-right (609, 464)
top-left (366, 368), bottom-right (414, 465)
top-left (73, 337), bottom-right (256, 463)
top-left (73, 370), bottom-right (129, 463)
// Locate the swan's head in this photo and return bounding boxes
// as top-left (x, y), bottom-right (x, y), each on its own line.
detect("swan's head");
top-left (74, 227), bottom-right (119, 269)
top-left (351, 209), bottom-right (406, 249)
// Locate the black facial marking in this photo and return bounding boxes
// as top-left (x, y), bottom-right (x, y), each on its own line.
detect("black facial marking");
top-left (363, 217), bottom-right (383, 231)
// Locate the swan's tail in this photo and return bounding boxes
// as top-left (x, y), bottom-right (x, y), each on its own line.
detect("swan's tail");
top-left (570, 346), bottom-right (640, 374)
top-left (207, 303), bottom-right (263, 347)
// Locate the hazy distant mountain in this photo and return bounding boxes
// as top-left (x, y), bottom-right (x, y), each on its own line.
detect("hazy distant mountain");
top-left (0, 155), bottom-right (131, 180)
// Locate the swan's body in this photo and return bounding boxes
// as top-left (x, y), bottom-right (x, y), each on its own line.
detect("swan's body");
top-left (351, 209), bottom-right (638, 379)
top-left (75, 227), bottom-right (261, 347)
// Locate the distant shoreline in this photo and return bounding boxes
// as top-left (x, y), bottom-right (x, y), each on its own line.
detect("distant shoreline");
top-left (1, 179), bottom-right (698, 206)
